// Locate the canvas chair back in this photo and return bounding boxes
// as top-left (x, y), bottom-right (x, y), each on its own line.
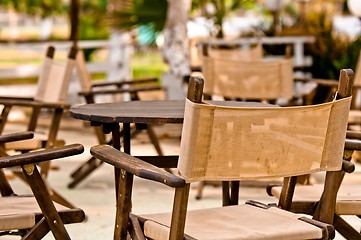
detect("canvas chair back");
top-left (202, 55), bottom-right (294, 100)
top-left (178, 81), bottom-right (351, 183)
top-left (34, 47), bottom-right (76, 103)
top-left (75, 50), bottom-right (93, 93)
top-left (208, 44), bottom-right (263, 61)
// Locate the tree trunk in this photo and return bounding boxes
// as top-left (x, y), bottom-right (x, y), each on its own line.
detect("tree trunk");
top-left (69, 0), bottom-right (79, 46)
top-left (162, 0), bottom-right (191, 99)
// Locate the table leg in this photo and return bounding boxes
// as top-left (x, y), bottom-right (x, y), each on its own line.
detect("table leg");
top-left (113, 123), bottom-right (133, 239)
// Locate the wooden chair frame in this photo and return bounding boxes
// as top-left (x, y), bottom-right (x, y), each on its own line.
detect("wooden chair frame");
top-left (0, 46), bottom-right (78, 208)
top-left (0, 132), bottom-right (85, 239)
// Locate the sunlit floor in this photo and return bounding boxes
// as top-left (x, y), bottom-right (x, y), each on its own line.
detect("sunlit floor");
top-left (3, 118), bottom-right (361, 240)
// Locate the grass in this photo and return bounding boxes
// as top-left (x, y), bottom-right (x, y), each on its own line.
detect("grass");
top-left (131, 49), bottom-right (168, 82)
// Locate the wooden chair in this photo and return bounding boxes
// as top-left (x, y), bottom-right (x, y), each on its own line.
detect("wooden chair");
top-left (0, 131), bottom-right (85, 239)
top-left (0, 46), bottom-right (77, 177)
top-left (0, 46), bottom-right (78, 208)
top-left (201, 43), bottom-right (295, 103)
top-left (67, 49), bottom-right (165, 188)
top-left (89, 73), bottom-right (354, 239)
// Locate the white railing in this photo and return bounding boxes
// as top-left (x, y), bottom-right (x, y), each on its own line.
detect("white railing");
top-left (0, 39), bottom-right (133, 80)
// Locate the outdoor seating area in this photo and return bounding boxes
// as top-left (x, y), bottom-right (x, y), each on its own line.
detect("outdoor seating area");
top-left (1, 1), bottom-right (361, 240)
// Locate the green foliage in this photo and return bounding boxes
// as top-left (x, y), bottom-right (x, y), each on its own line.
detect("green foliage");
top-left (1, 0), bottom-right (64, 18)
top-left (304, 3), bottom-right (360, 79)
top-left (132, 49), bottom-right (168, 79)
top-left (112, 0), bottom-right (168, 45)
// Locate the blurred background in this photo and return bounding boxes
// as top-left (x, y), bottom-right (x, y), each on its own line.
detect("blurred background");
top-left (0, 0), bottom-right (360, 99)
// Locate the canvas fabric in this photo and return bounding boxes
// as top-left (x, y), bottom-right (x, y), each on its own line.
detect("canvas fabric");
top-left (0, 196), bottom-right (67, 231)
top-left (202, 57), bottom-right (294, 100)
top-left (35, 56), bottom-right (75, 103)
top-left (208, 44), bottom-right (263, 61)
top-left (271, 184), bottom-right (361, 215)
top-left (75, 50), bottom-right (92, 92)
top-left (178, 97), bottom-right (351, 183)
top-left (142, 204), bottom-right (323, 240)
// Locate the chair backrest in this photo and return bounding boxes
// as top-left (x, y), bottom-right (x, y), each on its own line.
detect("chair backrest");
top-left (202, 53), bottom-right (294, 100)
top-left (34, 46), bottom-right (77, 103)
top-left (208, 44), bottom-right (263, 61)
top-left (178, 73), bottom-right (353, 183)
top-left (75, 49), bottom-right (93, 93)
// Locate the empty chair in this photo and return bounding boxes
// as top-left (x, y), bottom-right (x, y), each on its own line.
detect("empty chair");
top-left (0, 46), bottom-right (77, 161)
top-left (201, 43), bottom-right (294, 103)
top-left (0, 46), bottom-right (78, 208)
top-left (0, 131), bottom-right (85, 239)
top-left (89, 72), bottom-right (353, 239)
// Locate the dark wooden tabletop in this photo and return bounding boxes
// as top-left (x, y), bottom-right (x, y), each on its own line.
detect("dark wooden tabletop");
top-left (70, 100), bottom-right (275, 125)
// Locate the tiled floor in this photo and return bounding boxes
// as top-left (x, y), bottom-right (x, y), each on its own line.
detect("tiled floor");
top-left (3, 117), bottom-right (361, 239)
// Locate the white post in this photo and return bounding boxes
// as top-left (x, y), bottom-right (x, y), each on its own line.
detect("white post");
top-left (106, 30), bottom-right (133, 82)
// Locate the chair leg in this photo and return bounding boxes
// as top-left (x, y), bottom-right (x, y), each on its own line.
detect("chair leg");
top-left (333, 214), bottom-right (361, 240)
top-left (114, 169), bottom-right (134, 240)
top-left (22, 218), bottom-right (51, 240)
top-left (195, 181), bottom-right (205, 200)
top-left (13, 171), bottom-right (76, 209)
top-left (22, 165), bottom-right (71, 240)
top-left (129, 214), bottom-right (146, 240)
top-left (68, 156), bottom-right (104, 188)
top-left (146, 125), bottom-right (163, 156)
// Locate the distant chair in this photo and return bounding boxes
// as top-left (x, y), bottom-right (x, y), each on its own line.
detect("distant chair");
top-left (201, 42), bottom-right (294, 103)
top-left (0, 46), bottom-right (77, 158)
top-left (89, 74), bottom-right (354, 239)
top-left (0, 46), bottom-right (77, 208)
top-left (0, 131), bottom-right (85, 239)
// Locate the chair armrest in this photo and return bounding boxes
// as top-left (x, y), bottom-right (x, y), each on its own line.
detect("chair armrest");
top-left (79, 85), bottom-right (163, 97)
top-left (344, 139), bottom-right (361, 151)
top-left (0, 144), bottom-right (84, 168)
top-left (346, 130), bottom-right (361, 140)
top-left (0, 98), bottom-right (70, 109)
top-left (0, 131), bottom-right (34, 144)
top-left (90, 144), bottom-right (185, 188)
top-left (91, 77), bottom-right (158, 88)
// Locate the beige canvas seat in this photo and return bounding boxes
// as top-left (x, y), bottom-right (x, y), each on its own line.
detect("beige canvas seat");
top-left (0, 46), bottom-right (76, 156)
top-left (0, 131), bottom-right (85, 239)
top-left (89, 72), bottom-right (354, 239)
